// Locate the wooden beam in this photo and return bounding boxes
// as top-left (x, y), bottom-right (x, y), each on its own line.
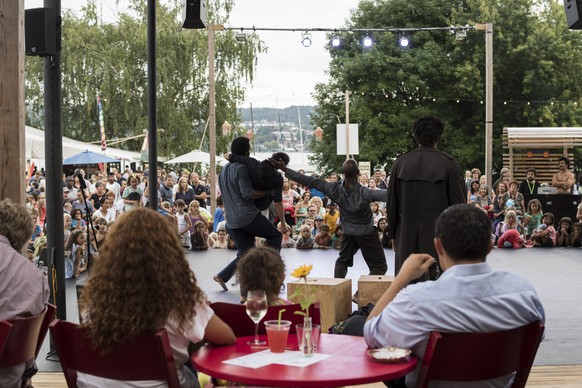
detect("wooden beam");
top-left (0, 0), bottom-right (25, 202)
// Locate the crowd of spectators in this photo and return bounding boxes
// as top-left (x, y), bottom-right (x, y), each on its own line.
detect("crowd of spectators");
top-left (463, 163), bottom-right (582, 249)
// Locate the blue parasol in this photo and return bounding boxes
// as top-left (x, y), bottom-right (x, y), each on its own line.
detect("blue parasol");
top-left (63, 150), bottom-right (120, 165)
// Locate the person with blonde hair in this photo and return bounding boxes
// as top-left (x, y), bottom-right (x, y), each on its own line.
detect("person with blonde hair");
top-left (0, 199), bottom-right (49, 387)
top-left (78, 208), bottom-right (235, 387)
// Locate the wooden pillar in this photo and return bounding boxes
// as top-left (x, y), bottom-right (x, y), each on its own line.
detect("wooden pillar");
top-left (0, 0), bottom-right (26, 202)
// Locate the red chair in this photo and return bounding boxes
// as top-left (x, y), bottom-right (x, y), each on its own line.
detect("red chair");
top-left (0, 321), bottom-right (12, 355)
top-left (35, 303), bottom-right (56, 358)
top-left (416, 321), bottom-right (545, 388)
top-left (210, 302), bottom-right (321, 337)
top-left (49, 320), bottom-right (180, 387)
top-left (0, 307), bottom-right (48, 368)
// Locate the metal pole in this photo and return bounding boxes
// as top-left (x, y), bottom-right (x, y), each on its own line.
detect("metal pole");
top-left (477, 23), bottom-right (494, 188)
top-left (345, 90), bottom-right (350, 160)
top-left (208, 25), bottom-right (223, 217)
top-left (44, 0), bottom-right (65, 320)
top-left (250, 103), bottom-right (256, 152)
top-left (147, 0), bottom-right (158, 209)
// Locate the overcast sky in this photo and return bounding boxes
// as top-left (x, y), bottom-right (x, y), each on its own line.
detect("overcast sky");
top-left (26, 0), bottom-right (361, 108)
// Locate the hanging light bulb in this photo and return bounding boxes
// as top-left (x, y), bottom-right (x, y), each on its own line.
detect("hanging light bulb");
top-left (399, 36), bottom-right (410, 48)
top-left (330, 35), bottom-right (341, 48)
top-left (301, 31), bottom-right (312, 47)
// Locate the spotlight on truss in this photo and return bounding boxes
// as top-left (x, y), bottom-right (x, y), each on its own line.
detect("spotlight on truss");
top-left (362, 35), bottom-right (373, 48)
top-left (301, 31), bottom-right (312, 47)
top-left (235, 32), bottom-right (247, 42)
top-left (399, 36), bottom-right (410, 48)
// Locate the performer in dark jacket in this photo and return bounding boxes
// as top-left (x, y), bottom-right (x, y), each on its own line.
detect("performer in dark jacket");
top-left (387, 115), bottom-right (466, 281)
top-left (270, 158), bottom-right (387, 279)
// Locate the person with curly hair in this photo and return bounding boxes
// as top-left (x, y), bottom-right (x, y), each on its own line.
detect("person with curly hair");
top-left (237, 247), bottom-right (291, 306)
top-left (0, 199), bottom-right (49, 387)
top-left (78, 208), bottom-right (234, 387)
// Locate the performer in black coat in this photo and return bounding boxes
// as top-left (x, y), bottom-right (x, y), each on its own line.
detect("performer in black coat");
top-left (387, 115), bottom-right (466, 281)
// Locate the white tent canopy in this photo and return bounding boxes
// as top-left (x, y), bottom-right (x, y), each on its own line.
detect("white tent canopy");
top-left (26, 126), bottom-right (142, 162)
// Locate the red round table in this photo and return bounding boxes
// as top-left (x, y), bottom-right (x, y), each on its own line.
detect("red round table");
top-left (192, 334), bottom-right (417, 387)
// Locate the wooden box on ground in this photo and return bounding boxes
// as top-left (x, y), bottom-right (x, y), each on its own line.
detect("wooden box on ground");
top-left (358, 275), bottom-right (394, 308)
top-left (287, 277), bottom-right (352, 331)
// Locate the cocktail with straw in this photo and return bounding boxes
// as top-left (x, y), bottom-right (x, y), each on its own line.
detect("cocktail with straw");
top-left (265, 309), bottom-right (290, 353)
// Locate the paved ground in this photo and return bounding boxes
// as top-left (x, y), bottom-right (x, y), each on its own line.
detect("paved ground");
top-left (38, 245), bottom-right (581, 371)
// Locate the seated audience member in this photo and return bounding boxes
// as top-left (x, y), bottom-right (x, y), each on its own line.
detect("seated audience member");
top-left (332, 224), bottom-right (343, 249)
top-left (0, 199), bottom-right (50, 387)
top-left (312, 216), bottom-right (324, 237)
top-left (314, 224), bottom-right (332, 249)
top-left (237, 247), bottom-right (292, 305)
top-left (495, 209), bottom-right (523, 243)
top-left (209, 228), bottom-right (229, 249)
top-left (524, 199), bottom-right (543, 240)
top-left (472, 185), bottom-right (492, 216)
top-left (531, 213), bottom-right (557, 247)
top-left (556, 217), bottom-right (573, 247)
top-left (295, 224), bottom-right (314, 249)
top-left (278, 222), bottom-right (295, 248)
top-left (323, 201), bottom-right (340, 236)
top-left (570, 222), bottom-right (582, 247)
top-left (65, 229), bottom-right (88, 279)
top-left (363, 204), bottom-right (545, 387)
top-left (191, 220), bottom-right (209, 250)
top-left (78, 208), bottom-right (235, 387)
top-left (500, 180), bottom-right (525, 217)
top-left (497, 228), bottom-right (524, 249)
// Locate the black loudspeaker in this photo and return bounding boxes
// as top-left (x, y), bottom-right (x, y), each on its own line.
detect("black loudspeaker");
top-left (564, 0), bottom-right (582, 29)
top-left (182, 0), bottom-right (207, 29)
top-left (25, 8), bottom-right (57, 56)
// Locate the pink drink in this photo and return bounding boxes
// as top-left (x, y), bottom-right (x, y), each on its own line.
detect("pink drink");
top-left (264, 320), bottom-right (291, 353)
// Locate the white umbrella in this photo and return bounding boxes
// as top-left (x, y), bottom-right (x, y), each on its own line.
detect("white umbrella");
top-left (165, 150), bottom-right (226, 165)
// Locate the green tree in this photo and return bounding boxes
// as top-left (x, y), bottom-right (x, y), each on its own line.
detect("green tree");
top-left (310, 0), bottom-right (582, 175)
top-left (25, 0), bottom-right (266, 157)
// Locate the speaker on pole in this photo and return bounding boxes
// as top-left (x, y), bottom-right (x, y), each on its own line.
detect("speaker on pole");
top-left (182, 0), bottom-right (207, 29)
top-left (564, 0), bottom-right (582, 29)
top-left (25, 8), bottom-right (58, 56)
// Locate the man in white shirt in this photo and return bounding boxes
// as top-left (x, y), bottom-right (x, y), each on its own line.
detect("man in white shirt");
top-left (105, 172), bottom-right (122, 202)
top-left (364, 204), bottom-right (545, 388)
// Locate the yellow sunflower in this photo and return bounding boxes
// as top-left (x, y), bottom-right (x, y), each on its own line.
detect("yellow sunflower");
top-left (291, 264), bottom-right (313, 279)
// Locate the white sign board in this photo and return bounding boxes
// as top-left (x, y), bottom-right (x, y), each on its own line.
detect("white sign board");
top-left (336, 124), bottom-right (359, 155)
top-left (359, 161), bottom-right (371, 178)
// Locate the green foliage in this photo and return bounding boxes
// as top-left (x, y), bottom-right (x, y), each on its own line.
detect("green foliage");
top-left (311, 0), bottom-right (582, 174)
top-left (24, 0), bottom-right (266, 157)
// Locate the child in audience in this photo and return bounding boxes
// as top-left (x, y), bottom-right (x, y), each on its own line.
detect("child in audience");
top-left (524, 199), bottom-right (543, 240)
top-left (63, 213), bottom-right (72, 245)
top-left (312, 217), bottom-right (323, 237)
top-left (278, 222), bottom-right (295, 248)
top-left (370, 202), bottom-right (383, 225)
top-left (296, 224), bottom-right (314, 249)
top-left (209, 227), bottom-right (228, 249)
top-left (70, 208), bottom-right (85, 230)
top-left (570, 222), bottom-right (582, 247)
top-left (314, 224), bottom-right (332, 249)
top-left (497, 210), bottom-right (524, 248)
top-left (65, 229), bottom-right (88, 279)
top-left (531, 212), bottom-right (556, 247)
top-left (174, 199), bottom-right (192, 248)
top-left (191, 220), bottom-right (209, 250)
top-left (237, 247), bottom-right (291, 305)
top-left (332, 224), bottom-right (343, 249)
top-left (556, 217), bottom-right (573, 247)
top-left (376, 217), bottom-right (392, 248)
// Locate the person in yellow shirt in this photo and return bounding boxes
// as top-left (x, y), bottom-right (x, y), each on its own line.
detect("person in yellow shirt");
top-left (323, 201), bottom-right (340, 236)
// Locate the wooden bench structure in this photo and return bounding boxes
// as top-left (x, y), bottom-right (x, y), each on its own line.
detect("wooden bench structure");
top-left (503, 127), bottom-right (582, 184)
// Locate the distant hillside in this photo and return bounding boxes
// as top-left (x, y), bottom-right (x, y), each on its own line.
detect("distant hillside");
top-left (239, 106), bottom-right (316, 130)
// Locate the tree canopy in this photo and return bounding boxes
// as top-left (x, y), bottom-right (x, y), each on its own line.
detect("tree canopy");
top-left (25, 0), bottom-right (266, 157)
top-left (309, 0), bottom-right (582, 175)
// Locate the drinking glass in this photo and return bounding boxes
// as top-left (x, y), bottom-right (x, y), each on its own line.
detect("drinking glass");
top-left (245, 290), bottom-right (268, 346)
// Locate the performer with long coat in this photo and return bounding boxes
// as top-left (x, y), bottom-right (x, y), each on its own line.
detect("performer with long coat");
top-left (387, 115), bottom-right (466, 280)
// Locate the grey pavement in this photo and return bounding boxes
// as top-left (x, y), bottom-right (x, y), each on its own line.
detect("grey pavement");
top-left (37, 245), bottom-right (581, 371)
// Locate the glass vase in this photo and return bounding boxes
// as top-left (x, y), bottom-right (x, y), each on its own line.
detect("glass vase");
top-left (300, 317), bottom-right (314, 357)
